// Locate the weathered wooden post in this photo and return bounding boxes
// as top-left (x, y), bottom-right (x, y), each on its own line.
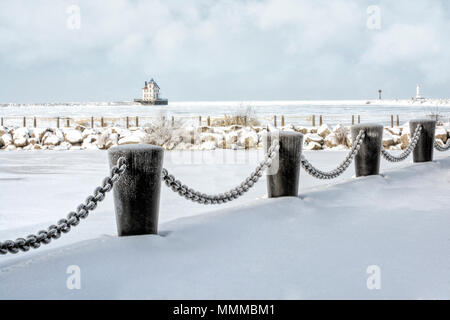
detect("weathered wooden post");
top-left (358, 115), bottom-right (361, 124)
top-left (207, 116), bottom-right (211, 126)
top-left (101, 117), bottom-right (105, 128)
top-left (319, 115), bottom-right (322, 126)
top-left (108, 145), bottom-right (164, 236)
top-left (396, 115), bottom-right (399, 126)
top-left (409, 119), bottom-right (436, 163)
top-left (171, 116), bottom-right (175, 127)
top-left (265, 131), bottom-right (303, 198)
top-left (66, 118), bottom-right (70, 128)
top-left (126, 116), bottom-right (129, 129)
top-left (352, 115), bottom-right (355, 125)
top-left (136, 116), bottom-right (139, 127)
top-left (0, 117), bottom-right (3, 126)
top-left (23, 117), bottom-right (26, 127)
top-left (33, 117), bottom-right (37, 128)
top-left (274, 115), bottom-right (277, 127)
top-left (91, 117), bottom-right (94, 128)
top-left (198, 116), bottom-right (202, 126)
top-left (312, 115), bottom-right (315, 127)
top-left (351, 124), bottom-right (383, 177)
top-left (282, 115), bottom-right (285, 127)
top-left (244, 116), bottom-right (248, 127)
top-left (390, 115), bottom-right (394, 128)
top-left (56, 117), bottom-right (60, 128)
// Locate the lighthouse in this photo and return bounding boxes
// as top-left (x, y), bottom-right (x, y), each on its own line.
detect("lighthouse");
top-left (415, 84), bottom-right (425, 100)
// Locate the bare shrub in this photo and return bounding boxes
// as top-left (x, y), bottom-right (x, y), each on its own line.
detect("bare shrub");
top-left (334, 125), bottom-right (349, 146)
top-left (212, 105), bottom-right (260, 127)
top-left (143, 112), bottom-right (184, 148)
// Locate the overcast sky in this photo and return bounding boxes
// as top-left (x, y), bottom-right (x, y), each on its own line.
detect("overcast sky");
top-left (1, 0), bottom-right (450, 103)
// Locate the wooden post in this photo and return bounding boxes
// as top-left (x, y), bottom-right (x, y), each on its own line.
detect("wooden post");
top-left (319, 115), bottom-right (322, 126)
top-left (0, 117), bottom-right (3, 127)
top-left (358, 115), bottom-right (361, 124)
top-left (207, 116), bottom-right (211, 126)
top-left (352, 115), bottom-right (355, 125)
top-left (351, 124), bottom-right (383, 177)
top-left (396, 115), bottom-right (399, 126)
top-left (23, 117), bottom-right (26, 127)
top-left (409, 119), bottom-right (436, 163)
top-left (57, 117), bottom-right (60, 128)
top-left (171, 116), bottom-right (175, 128)
top-left (66, 118), bottom-right (70, 128)
top-left (244, 116), bottom-right (248, 127)
top-left (126, 116), bottom-right (129, 129)
top-left (390, 115), bottom-right (394, 128)
top-left (274, 115), bottom-right (277, 127)
top-left (265, 131), bottom-right (303, 198)
top-left (108, 145), bottom-right (164, 236)
top-left (33, 117), bottom-right (37, 128)
top-left (91, 117), bottom-right (94, 128)
top-left (136, 116), bottom-right (139, 127)
top-left (198, 116), bottom-right (202, 126)
top-left (312, 115), bottom-right (315, 127)
top-left (101, 117), bottom-right (105, 128)
top-left (281, 115), bottom-right (285, 127)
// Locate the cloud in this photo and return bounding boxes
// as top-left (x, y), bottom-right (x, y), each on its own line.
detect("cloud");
top-left (0, 0), bottom-right (449, 102)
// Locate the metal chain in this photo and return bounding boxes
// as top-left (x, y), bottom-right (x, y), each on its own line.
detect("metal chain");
top-left (381, 125), bottom-right (422, 162)
top-left (162, 139), bottom-right (280, 204)
top-left (0, 157), bottom-right (127, 255)
top-left (434, 139), bottom-right (450, 151)
top-left (300, 130), bottom-right (366, 179)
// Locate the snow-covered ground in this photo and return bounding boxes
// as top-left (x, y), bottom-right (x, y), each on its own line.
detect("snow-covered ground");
top-left (1, 150), bottom-right (449, 299)
top-left (1, 100), bottom-right (449, 127)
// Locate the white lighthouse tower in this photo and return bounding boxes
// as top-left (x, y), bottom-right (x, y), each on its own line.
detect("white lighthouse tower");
top-left (415, 84), bottom-right (425, 100)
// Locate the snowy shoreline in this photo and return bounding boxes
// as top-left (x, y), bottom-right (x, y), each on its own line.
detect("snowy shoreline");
top-left (1, 122), bottom-right (449, 152)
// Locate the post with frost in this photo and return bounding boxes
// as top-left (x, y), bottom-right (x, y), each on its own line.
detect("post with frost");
top-left (351, 124), bottom-right (383, 177)
top-left (409, 119), bottom-right (436, 162)
top-left (265, 131), bottom-right (303, 197)
top-left (108, 145), bottom-right (164, 236)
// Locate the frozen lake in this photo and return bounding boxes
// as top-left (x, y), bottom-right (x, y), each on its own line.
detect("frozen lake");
top-left (1, 100), bottom-right (449, 127)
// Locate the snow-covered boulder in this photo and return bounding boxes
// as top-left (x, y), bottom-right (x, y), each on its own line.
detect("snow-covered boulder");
top-left (386, 127), bottom-right (402, 136)
top-left (317, 124), bottom-right (331, 138)
top-left (304, 141), bottom-right (322, 150)
top-left (1, 133), bottom-right (13, 147)
top-left (13, 127), bottom-right (29, 147)
top-left (294, 126), bottom-right (308, 134)
top-left (238, 130), bottom-right (258, 148)
top-left (0, 126), bottom-right (7, 136)
top-left (5, 144), bottom-right (17, 151)
top-left (435, 127), bottom-right (448, 143)
top-left (324, 133), bottom-right (339, 148)
top-left (30, 128), bottom-right (50, 142)
top-left (42, 133), bottom-right (61, 146)
top-left (82, 128), bottom-right (99, 139)
top-left (64, 129), bottom-right (83, 144)
top-left (382, 130), bottom-right (395, 148)
top-left (305, 133), bottom-right (323, 144)
top-left (118, 134), bottom-right (143, 145)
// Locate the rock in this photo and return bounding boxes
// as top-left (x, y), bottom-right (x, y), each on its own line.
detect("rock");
top-left (5, 144), bottom-right (17, 151)
top-left (32, 144), bottom-right (42, 150)
top-left (64, 129), bottom-right (83, 144)
top-left (1, 133), bottom-right (13, 147)
top-left (317, 124), bottom-right (331, 138)
top-left (13, 127), bottom-right (29, 147)
top-left (53, 128), bottom-right (64, 141)
top-left (118, 134), bottom-right (143, 145)
top-left (435, 127), bottom-right (448, 143)
top-left (324, 133), bottom-right (339, 148)
top-left (82, 128), bottom-right (99, 139)
top-left (31, 128), bottom-right (50, 141)
top-left (305, 133), bottom-right (323, 144)
top-left (386, 127), bottom-right (402, 136)
top-left (42, 133), bottom-right (61, 146)
top-left (55, 142), bottom-right (72, 150)
top-left (0, 126), bottom-right (7, 136)
top-left (382, 130), bottom-right (395, 148)
top-left (400, 133), bottom-right (410, 149)
top-left (435, 138), bottom-right (445, 146)
top-left (294, 126), bottom-right (308, 134)
top-left (304, 141), bottom-right (322, 150)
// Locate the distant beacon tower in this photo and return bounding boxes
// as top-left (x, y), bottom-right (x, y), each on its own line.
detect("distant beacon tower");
top-left (378, 89), bottom-right (382, 100)
top-left (143, 78), bottom-right (160, 102)
top-left (415, 84), bottom-right (425, 100)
